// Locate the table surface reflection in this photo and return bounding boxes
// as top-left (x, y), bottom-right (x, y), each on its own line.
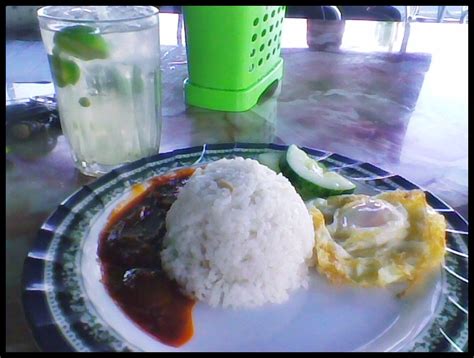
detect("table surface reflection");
top-left (6, 14), bottom-right (468, 352)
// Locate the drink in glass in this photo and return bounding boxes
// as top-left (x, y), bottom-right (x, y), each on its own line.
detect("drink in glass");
top-left (37, 6), bottom-right (161, 176)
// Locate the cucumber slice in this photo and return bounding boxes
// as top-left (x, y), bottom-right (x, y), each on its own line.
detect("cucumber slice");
top-left (280, 145), bottom-right (356, 199)
top-left (257, 152), bottom-right (282, 173)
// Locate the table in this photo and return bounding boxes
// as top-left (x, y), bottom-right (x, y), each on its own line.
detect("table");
top-left (6, 15), bottom-right (468, 352)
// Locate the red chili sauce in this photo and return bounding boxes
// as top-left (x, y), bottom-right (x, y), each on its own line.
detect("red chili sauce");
top-left (97, 167), bottom-right (196, 347)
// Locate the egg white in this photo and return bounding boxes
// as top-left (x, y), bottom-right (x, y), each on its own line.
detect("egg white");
top-left (307, 190), bottom-right (446, 293)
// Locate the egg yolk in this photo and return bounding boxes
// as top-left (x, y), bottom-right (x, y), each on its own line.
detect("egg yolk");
top-left (328, 198), bottom-right (410, 255)
top-left (337, 199), bottom-right (404, 229)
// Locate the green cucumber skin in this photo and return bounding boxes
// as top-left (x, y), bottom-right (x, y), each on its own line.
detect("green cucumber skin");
top-left (279, 152), bottom-right (355, 200)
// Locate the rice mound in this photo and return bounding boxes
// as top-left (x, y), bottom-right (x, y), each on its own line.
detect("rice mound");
top-left (160, 157), bottom-right (315, 308)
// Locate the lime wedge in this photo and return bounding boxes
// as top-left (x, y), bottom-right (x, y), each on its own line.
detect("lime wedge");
top-left (50, 53), bottom-right (80, 88)
top-left (132, 65), bottom-right (144, 94)
top-left (54, 25), bottom-right (109, 61)
top-left (109, 68), bottom-right (132, 96)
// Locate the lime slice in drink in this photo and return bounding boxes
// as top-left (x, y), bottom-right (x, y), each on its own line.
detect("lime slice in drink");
top-left (53, 25), bottom-right (109, 61)
top-left (132, 65), bottom-right (144, 94)
top-left (50, 53), bottom-right (80, 88)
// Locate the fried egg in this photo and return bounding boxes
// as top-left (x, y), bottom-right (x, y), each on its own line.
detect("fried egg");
top-left (307, 190), bottom-right (446, 293)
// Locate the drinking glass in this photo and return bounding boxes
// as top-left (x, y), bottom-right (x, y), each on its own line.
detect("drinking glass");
top-left (37, 6), bottom-right (161, 176)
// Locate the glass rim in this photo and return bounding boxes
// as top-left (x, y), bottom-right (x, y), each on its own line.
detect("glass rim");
top-left (37, 6), bottom-right (159, 24)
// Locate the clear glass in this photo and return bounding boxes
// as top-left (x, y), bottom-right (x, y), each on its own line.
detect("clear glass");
top-left (37, 6), bottom-right (161, 176)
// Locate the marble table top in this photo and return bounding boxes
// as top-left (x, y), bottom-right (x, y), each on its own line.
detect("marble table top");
top-left (6, 14), bottom-right (468, 351)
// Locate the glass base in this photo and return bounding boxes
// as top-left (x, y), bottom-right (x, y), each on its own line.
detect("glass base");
top-left (70, 148), bottom-right (160, 177)
top-left (74, 159), bottom-right (122, 177)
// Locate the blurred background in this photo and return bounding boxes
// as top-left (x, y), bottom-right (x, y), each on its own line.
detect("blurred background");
top-left (6, 6), bottom-right (468, 40)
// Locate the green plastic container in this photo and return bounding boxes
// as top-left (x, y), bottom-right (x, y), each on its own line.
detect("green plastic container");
top-left (183, 6), bottom-right (285, 112)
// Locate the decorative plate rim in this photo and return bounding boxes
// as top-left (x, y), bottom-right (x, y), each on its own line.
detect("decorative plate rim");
top-left (22, 142), bottom-right (469, 352)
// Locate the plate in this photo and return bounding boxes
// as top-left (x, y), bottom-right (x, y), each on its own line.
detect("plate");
top-left (22, 143), bottom-right (468, 352)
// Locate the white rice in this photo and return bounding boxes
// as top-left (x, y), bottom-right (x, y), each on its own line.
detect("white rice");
top-left (160, 157), bottom-right (315, 308)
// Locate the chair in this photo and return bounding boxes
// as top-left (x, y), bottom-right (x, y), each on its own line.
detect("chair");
top-left (286, 6), bottom-right (341, 20)
top-left (338, 6), bottom-right (402, 21)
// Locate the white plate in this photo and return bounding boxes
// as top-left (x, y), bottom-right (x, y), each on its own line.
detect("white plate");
top-left (22, 144), bottom-right (469, 352)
